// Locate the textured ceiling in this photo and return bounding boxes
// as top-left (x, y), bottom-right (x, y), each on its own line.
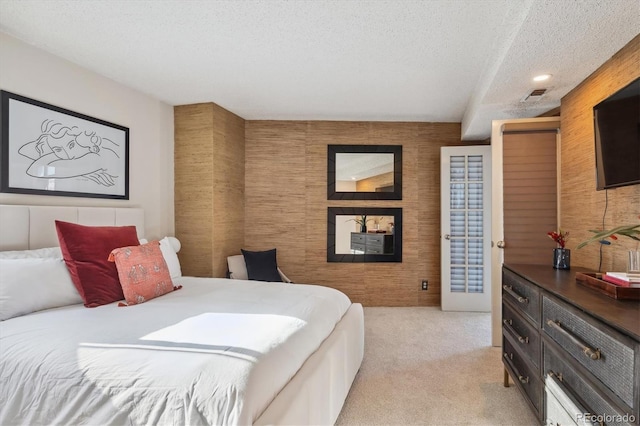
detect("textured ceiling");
top-left (0, 0), bottom-right (638, 140)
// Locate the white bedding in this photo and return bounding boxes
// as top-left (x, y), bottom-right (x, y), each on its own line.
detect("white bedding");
top-left (0, 277), bottom-right (352, 425)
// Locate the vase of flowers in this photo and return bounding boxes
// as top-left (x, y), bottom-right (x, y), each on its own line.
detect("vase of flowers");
top-left (548, 230), bottom-right (570, 269)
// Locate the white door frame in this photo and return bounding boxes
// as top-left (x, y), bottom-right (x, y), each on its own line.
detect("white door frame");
top-left (490, 117), bottom-right (561, 346)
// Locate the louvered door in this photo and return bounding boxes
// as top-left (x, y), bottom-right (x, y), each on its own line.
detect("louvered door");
top-left (441, 146), bottom-right (492, 312)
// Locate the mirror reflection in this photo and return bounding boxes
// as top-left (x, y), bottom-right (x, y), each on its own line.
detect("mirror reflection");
top-left (335, 153), bottom-right (394, 192)
top-left (327, 145), bottom-right (402, 200)
top-left (335, 215), bottom-right (395, 255)
top-left (328, 207), bottom-right (402, 262)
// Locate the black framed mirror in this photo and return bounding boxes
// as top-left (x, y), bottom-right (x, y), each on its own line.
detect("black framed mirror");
top-left (327, 207), bottom-right (402, 262)
top-left (327, 145), bottom-right (402, 200)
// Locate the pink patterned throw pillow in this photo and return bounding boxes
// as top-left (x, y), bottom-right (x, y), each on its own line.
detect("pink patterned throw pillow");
top-left (109, 241), bottom-right (181, 306)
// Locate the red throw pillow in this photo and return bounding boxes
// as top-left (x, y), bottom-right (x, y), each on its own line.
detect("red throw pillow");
top-left (55, 221), bottom-right (140, 307)
top-left (109, 241), bottom-right (180, 306)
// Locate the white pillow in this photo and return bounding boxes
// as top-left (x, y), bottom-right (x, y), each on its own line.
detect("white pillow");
top-left (0, 258), bottom-right (83, 321)
top-left (160, 237), bottom-right (182, 279)
top-left (0, 247), bottom-right (62, 259)
top-left (139, 237), bottom-right (182, 279)
top-left (227, 254), bottom-right (248, 280)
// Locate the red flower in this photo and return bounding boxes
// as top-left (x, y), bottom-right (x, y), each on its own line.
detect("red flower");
top-left (547, 230), bottom-right (569, 248)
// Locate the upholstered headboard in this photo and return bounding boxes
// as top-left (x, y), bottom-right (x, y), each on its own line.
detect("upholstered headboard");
top-left (0, 205), bottom-right (145, 251)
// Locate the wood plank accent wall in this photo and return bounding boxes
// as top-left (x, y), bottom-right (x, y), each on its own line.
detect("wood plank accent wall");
top-left (245, 121), bottom-right (482, 306)
top-left (174, 103), bottom-right (245, 277)
top-left (560, 34), bottom-right (640, 272)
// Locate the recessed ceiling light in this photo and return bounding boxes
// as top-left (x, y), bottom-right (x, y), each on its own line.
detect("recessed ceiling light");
top-left (533, 74), bottom-right (551, 82)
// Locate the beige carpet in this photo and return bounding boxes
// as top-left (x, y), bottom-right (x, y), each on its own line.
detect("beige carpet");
top-left (335, 307), bottom-right (539, 426)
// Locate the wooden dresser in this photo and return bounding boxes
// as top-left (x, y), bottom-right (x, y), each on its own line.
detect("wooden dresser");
top-left (501, 264), bottom-right (640, 425)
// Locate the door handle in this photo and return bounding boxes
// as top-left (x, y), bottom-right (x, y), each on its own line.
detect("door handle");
top-left (444, 234), bottom-right (451, 240)
top-left (497, 241), bottom-right (505, 249)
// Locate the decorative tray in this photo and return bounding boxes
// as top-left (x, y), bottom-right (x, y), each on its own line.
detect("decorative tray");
top-left (575, 272), bottom-right (640, 301)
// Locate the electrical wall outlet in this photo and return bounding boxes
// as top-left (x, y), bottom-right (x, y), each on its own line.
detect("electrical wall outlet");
top-left (421, 280), bottom-right (428, 290)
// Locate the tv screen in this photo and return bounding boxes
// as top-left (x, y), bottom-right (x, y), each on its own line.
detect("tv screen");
top-left (593, 76), bottom-right (640, 190)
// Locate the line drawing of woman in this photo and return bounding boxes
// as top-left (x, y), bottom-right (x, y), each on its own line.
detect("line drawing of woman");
top-left (18, 119), bottom-right (121, 187)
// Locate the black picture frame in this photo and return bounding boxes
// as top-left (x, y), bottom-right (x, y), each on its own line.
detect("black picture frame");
top-left (327, 144), bottom-right (402, 200)
top-left (0, 90), bottom-right (129, 199)
top-left (327, 207), bottom-right (403, 263)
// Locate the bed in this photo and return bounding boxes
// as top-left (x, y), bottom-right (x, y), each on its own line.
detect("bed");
top-left (0, 205), bottom-right (364, 425)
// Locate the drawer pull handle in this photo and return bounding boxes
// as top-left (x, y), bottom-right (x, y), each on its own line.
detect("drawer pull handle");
top-left (502, 285), bottom-right (528, 304)
top-left (503, 319), bottom-right (529, 344)
top-left (503, 353), bottom-right (529, 384)
top-left (546, 320), bottom-right (601, 360)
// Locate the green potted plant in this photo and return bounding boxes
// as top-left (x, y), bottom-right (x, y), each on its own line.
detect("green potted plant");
top-left (576, 221), bottom-right (640, 248)
top-left (577, 217), bottom-right (640, 276)
top-left (349, 215), bottom-right (373, 233)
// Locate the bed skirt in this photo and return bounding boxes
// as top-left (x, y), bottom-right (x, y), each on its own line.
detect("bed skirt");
top-left (255, 303), bottom-right (364, 425)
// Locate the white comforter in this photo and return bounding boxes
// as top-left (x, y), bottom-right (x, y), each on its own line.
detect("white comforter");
top-left (0, 277), bottom-right (352, 425)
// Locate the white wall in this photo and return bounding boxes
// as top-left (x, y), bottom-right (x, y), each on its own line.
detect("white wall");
top-left (336, 215), bottom-right (358, 254)
top-left (0, 33), bottom-right (174, 239)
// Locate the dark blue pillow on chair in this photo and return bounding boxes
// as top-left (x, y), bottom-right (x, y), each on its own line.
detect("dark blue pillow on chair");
top-left (241, 248), bottom-right (282, 282)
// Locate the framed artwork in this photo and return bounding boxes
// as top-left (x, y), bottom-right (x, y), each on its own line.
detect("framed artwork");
top-left (0, 90), bottom-right (129, 199)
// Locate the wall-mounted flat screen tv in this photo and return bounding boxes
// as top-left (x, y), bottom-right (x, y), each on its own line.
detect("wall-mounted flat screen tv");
top-left (593, 76), bottom-right (640, 190)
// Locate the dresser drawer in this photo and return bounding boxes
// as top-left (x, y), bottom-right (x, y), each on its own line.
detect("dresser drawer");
top-left (542, 296), bottom-right (635, 408)
top-left (365, 246), bottom-right (384, 254)
top-left (503, 336), bottom-right (542, 415)
top-left (350, 243), bottom-right (365, 253)
top-left (502, 269), bottom-right (541, 325)
top-left (351, 233), bottom-right (366, 244)
top-left (366, 234), bottom-right (385, 245)
top-left (503, 301), bottom-right (541, 368)
top-left (544, 342), bottom-right (633, 426)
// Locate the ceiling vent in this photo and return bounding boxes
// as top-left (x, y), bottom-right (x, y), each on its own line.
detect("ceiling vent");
top-left (521, 88), bottom-right (547, 102)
